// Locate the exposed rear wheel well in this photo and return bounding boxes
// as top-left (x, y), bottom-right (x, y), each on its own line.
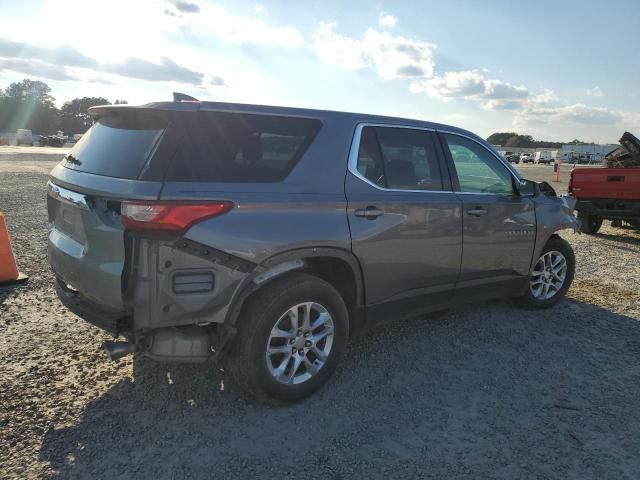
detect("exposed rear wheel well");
top-left (302, 257), bottom-right (359, 313)
top-left (229, 255), bottom-right (363, 337)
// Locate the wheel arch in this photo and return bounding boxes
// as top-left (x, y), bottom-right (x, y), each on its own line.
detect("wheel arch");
top-left (224, 247), bottom-right (365, 331)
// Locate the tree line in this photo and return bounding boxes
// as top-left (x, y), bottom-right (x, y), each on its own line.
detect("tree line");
top-left (0, 79), bottom-right (127, 136)
top-left (486, 132), bottom-right (596, 148)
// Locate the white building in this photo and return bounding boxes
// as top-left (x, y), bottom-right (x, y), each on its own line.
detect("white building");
top-left (557, 144), bottom-right (618, 163)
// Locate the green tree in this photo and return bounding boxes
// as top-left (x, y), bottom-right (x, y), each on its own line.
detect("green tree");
top-left (0, 79), bottom-right (59, 134)
top-left (59, 97), bottom-right (111, 135)
top-left (487, 132), bottom-right (563, 149)
top-left (486, 132), bottom-right (519, 146)
top-left (4, 79), bottom-right (55, 107)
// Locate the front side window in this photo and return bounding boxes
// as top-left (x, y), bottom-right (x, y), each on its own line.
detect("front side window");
top-left (355, 126), bottom-right (443, 191)
top-left (443, 134), bottom-right (514, 194)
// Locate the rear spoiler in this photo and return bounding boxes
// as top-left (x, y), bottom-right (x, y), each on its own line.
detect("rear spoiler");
top-left (88, 92), bottom-right (201, 118)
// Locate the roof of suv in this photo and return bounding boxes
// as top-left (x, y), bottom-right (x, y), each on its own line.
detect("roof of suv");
top-left (87, 98), bottom-right (482, 143)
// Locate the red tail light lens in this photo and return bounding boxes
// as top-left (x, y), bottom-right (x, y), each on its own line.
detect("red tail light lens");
top-left (121, 201), bottom-right (233, 233)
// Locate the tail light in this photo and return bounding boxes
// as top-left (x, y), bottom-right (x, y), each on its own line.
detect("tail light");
top-left (121, 201), bottom-right (233, 234)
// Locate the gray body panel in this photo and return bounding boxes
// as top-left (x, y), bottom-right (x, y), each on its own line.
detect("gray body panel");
top-left (47, 181), bottom-right (130, 310)
top-left (456, 193), bottom-right (536, 282)
top-left (47, 99), bottom-right (579, 341)
top-left (530, 195), bottom-right (580, 268)
top-left (345, 172), bottom-right (462, 305)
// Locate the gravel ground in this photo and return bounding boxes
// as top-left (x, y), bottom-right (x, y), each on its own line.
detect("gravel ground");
top-left (1, 156), bottom-right (639, 479)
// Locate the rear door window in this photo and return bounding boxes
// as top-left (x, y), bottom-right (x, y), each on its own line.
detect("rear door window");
top-left (355, 126), bottom-right (444, 191)
top-left (63, 114), bottom-right (165, 179)
top-left (165, 112), bottom-right (321, 182)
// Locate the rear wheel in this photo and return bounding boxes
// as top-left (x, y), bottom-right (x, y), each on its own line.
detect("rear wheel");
top-left (227, 273), bottom-right (349, 404)
top-left (517, 236), bottom-right (575, 309)
top-left (578, 211), bottom-right (602, 234)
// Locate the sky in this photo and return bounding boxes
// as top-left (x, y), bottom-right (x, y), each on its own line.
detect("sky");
top-left (0, 0), bottom-right (639, 143)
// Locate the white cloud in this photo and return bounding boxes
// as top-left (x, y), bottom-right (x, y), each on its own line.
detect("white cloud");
top-left (378, 13), bottom-right (398, 28)
top-left (411, 70), bottom-right (485, 98)
top-left (0, 58), bottom-right (76, 81)
top-left (0, 37), bottom-right (208, 86)
top-left (586, 85), bottom-right (604, 97)
top-left (528, 88), bottom-right (558, 106)
top-left (483, 79), bottom-right (528, 100)
top-left (516, 103), bottom-right (624, 126)
top-left (253, 3), bottom-right (267, 14)
top-left (509, 88), bottom-right (626, 129)
top-left (411, 70), bottom-right (528, 110)
top-left (170, 0), bottom-right (200, 14)
top-left (178, 3), bottom-right (304, 48)
top-left (312, 22), bottom-right (435, 79)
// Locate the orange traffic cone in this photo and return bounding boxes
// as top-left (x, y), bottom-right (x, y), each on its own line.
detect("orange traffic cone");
top-left (0, 212), bottom-right (28, 285)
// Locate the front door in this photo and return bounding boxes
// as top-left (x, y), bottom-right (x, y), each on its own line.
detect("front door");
top-left (345, 125), bottom-right (463, 321)
top-left (438, 132), bottom-right (536, 299)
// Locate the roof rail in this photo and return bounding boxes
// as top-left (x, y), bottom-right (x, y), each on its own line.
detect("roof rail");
top-left (173, 92), bottom-right (199, 102)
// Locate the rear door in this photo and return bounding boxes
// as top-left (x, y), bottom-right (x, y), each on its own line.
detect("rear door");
top-left (345, 125), bottom-right (463, 319)
top-left (47, 111), bottom-right (168, 309)
top-left (438, 132), bottom-right (536, 298)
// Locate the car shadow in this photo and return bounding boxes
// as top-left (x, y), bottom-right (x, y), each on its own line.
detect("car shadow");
top-left (595, 231), bottom-right (640, 247)
top-left (40, 298), bottom-right (640, 479)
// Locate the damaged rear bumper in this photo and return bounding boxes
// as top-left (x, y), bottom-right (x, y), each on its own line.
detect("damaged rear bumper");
top-left (55, 277), bottom-right (131, 335)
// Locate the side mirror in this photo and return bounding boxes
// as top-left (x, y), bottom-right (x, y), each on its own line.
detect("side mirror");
top-left (517, 178), bottom-right (538, 197)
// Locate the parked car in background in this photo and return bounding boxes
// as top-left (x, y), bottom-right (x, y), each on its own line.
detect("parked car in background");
top-left (47, 95), bottom-right (580, 403)
top-left (567, 153), bottom-right (598, 165)
top-left (506, 154), bottom-right (520, 164)
top-left (535, 151), bottom-right (553, 164)
top-left (41, 131), bottom-right (68, 147)
top-left (520, 153), bottom-right (534, 164)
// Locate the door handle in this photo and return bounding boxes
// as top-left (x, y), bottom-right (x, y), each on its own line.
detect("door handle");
top-left (467, 207), bottom-right (487, 217)
top-left (355, 206), bottom-right (383, 220)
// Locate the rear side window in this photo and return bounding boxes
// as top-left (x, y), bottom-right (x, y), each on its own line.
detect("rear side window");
top-left (165, 112), bottom-right (321, 182)
top-left (63, 114), bottom-right (165, 179)
top-left (355, 126), bottom-right (443, 191)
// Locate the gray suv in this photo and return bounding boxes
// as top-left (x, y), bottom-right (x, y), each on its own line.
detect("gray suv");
top-left (47, 94), bottom-right (580, 402)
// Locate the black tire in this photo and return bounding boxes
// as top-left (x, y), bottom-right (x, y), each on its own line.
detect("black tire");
top-left (578, 211), bottom-right (602, 234)
top-left (517, 236), bottom-right (575, 309)
top-left (227, 273), bottom-right (349, 404)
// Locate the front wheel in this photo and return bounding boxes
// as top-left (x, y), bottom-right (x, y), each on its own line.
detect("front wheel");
top-left (227, 273), bottom-right (349, 404)
top-left (517, 236), bottom-right (575, 309)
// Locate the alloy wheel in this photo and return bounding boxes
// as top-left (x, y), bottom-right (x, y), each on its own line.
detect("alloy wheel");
top-left (530, 250), bottom-right (568, 300)
top-left (265, 302), bottom-right (334, 385)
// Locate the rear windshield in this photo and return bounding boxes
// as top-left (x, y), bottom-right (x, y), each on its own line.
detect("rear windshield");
top-left (164, 112), bottom-right (322, 182)
top-left (63, 114), bottom-right (165, 179)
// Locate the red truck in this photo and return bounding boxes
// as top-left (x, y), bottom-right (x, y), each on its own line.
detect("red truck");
top-left (569, 167), bottom-right (640, 233)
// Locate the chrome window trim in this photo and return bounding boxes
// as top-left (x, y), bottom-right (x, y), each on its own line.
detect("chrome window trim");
top-left (346, 123), bottom-right (451, 195)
